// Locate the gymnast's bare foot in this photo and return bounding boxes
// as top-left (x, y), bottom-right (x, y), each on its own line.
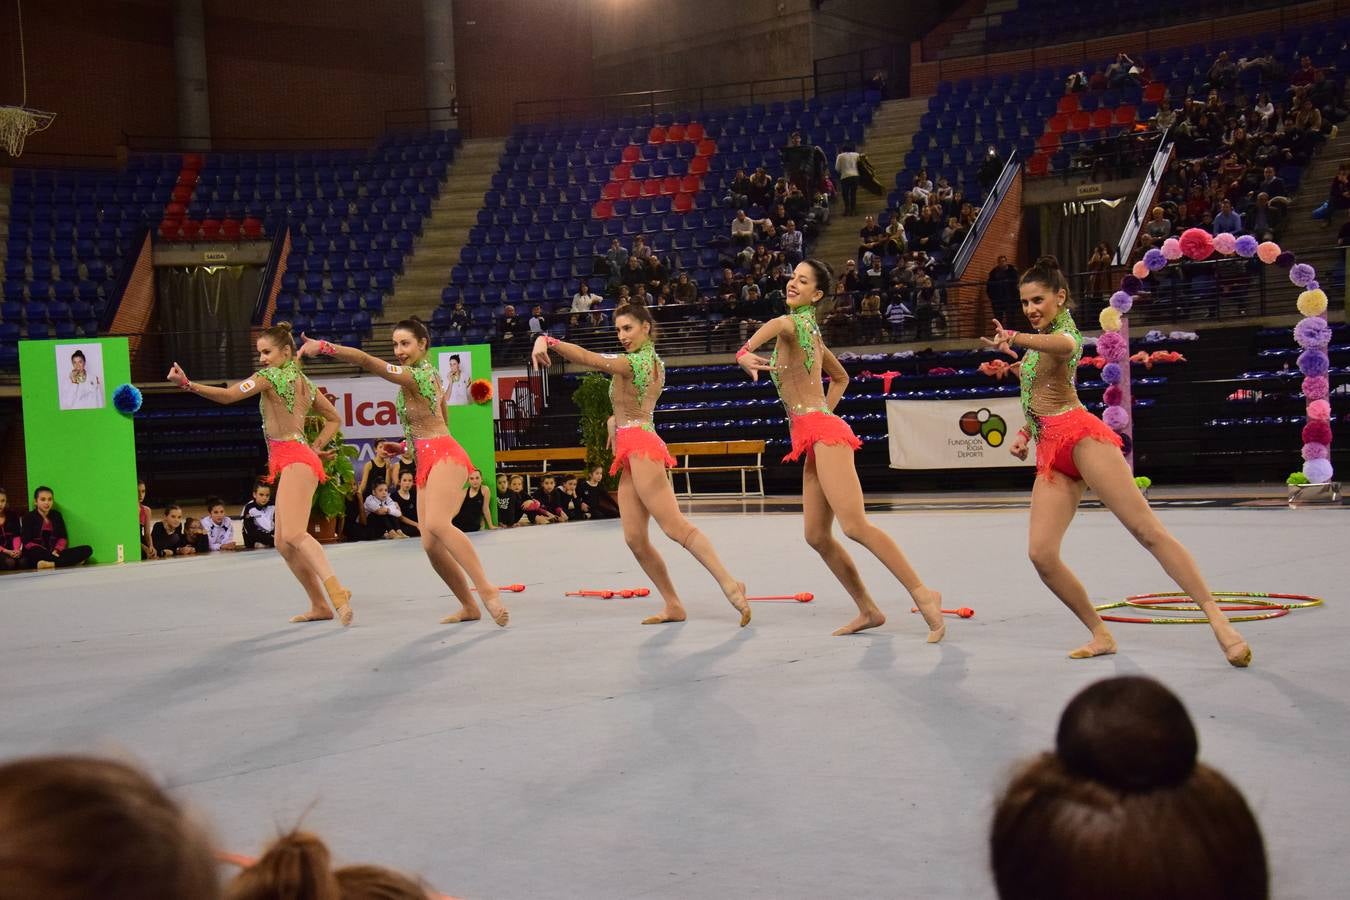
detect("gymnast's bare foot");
top-left (290, 604), bottom-right (334, 623)
top-left (833, 607), bottom-right (886, 636)
top-left (439, 602), bottom-right (482, 625)
top-left (481, 588), bottom-right (509, 627)
top-left (723, 580), bottom-right (751, 627)
top-left (1069, 627), bottom-right (1117, 659)
top-left (642, 605), bottom-right (687, 625)
top-left (911, 585), bottom-right (945, 643)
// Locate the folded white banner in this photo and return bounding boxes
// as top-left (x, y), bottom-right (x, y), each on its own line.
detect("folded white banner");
top-left (886, 397), bottom-right (1037, 469)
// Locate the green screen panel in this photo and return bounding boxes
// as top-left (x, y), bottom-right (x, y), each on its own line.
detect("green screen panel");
top-left (431, 344), bottom-right (496, 523)
top-left (19, 338), bottom-right (141, 565)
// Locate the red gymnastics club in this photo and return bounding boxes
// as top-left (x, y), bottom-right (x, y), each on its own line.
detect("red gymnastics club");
top-left (471, 584), bottom-right (526, 593)
top-left (747, 593), bottom-right (815, 603)
top-left (567, 589), bottom-right (616, 599)
top-left (911, 606), bottom-right (975, 618)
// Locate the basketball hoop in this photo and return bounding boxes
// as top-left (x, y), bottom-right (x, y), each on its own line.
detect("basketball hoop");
top-left (1, 0), bottom-right (56, 158)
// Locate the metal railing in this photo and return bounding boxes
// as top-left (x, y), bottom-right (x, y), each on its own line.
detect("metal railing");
top-left (383, 104), bottom-right (474, 139)
top-left (1023, 130), bottom-right (1165, 185)
top-left (812, 44), bottom-right (910, 101)
top-left (1115, 132), bottom-right (1175, 264)
top-left (952, 151), bottom-right (1018, 278)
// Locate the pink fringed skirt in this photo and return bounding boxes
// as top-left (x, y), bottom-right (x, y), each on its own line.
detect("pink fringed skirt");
top-left (610, 426), bottom-right (676, 475)
top-left (1034, 407), bottom-right (1122, 481)
top-left (267, 440), bottom-right (327, 484)
top-left (784, 411), bottom-right (862, 462)
top-left (415, 434), bottom-right (475, 488)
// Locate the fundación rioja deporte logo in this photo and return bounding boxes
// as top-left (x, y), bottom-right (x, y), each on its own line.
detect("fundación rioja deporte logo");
top-left (958, 407), bottom-right (1007, 447)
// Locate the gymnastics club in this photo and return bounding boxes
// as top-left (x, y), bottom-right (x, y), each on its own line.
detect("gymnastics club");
top-left (566, 589), bottom-right (616, 599)
top-left (471, 584), bottom-right (526, 593)
top-left (910, 606), bottom-right (976, 618)
top-left (564, 588), bottom-right (652, 599)
top-left (747, 592), bottom-right (815, 603)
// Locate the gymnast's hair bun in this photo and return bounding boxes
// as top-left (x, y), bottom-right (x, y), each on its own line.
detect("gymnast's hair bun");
top-left (1033, 255), bottom-right (1062, 271)
top-left (1055, 676), bottom-right (1198, 791)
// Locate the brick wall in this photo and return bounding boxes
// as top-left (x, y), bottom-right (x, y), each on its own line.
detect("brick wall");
top-left (108, 233), bottom-right (158, 381)
top-left (911, 0), bottom-right (1344, 95)
top-left (949, 168), bottom-right (1023, 339)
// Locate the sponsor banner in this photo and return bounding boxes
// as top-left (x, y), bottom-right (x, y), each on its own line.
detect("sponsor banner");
top-left (308, 374), bottom-right (404, 442)
top-left (886, 397), bottom-right (1036, 469)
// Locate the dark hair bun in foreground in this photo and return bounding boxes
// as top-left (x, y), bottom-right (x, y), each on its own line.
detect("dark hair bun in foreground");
top-left (1056, 676), bottom-right (1197, 792)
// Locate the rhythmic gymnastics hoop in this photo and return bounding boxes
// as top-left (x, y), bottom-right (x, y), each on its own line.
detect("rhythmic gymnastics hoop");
top-left (1093, 591), bottom-right (1323, 624)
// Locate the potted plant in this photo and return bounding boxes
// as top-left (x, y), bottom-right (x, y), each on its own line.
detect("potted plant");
top-left (573, 371), bottom-right (616, 485)
top-left (304, 413), bottom-right (359, 543)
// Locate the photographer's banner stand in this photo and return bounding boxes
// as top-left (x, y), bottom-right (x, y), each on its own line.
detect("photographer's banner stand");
top-left (432, 344), bottom-right (496, 522)
top-left (20, 338), bottom-right (141, 564)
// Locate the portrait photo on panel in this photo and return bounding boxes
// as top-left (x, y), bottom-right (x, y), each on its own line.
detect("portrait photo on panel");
top-left (56, 343), bottom-right (106, 410)
top-left (439, 351), bottom-right (472, 406)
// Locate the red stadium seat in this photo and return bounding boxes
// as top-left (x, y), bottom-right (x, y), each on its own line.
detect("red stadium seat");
top-left (241, 217), bottom-right (263, 239)
top-left (648, 126), bottom-right (667, 144)
top-left (1091, 108), bottom-right (1113, 129)
top-left (182, 153), bottom-right (204, 171)
top-left (685, 123), bottom-right (704, 142)
top-left (200, 218), bottom-right (221, 239)
top-left (679, 174), bottom-right (702, 193)
top-left (612, 162), bottom-right (632, 181)
top-left (660, 176), bottom-right (680, 195)
top-left (221, 219), bottom-right (241, 240)
top-left (180, 219), bottom-right (202, 240)
top-left (601, 182), bottom-right (621, 201)
top-left (157, 219), bottom-right (180, 240)
top-left (1143, 82), bottom-right (1166, 103)
top-left (1069, 111), bottom-right (1091, 132)
top-left (688, 155), bottom-right (709, 175)
top-left (166, 201), bottom-right (187, 218)
top-left (622, 145), bottom-right (640, 163)
top-left (1025, 153), bottom-right (1049, 176)
top-left (1057, 94), bottom-right (1079, 114)
top-left (620, 180), bottom-right (640, 199)
top-left (695, 139), bottom-right (715, 157)
top-left (672, 192), bottom-right (693, 213)
top-left (1046, 114), bottom-right (1069, 134)
top-left (171, 185), bottom-right (193, 203)
top-left (640, 179), bottom-right (661, 198)
top-left (592, 200), bottom-right (613, 220)
top-left (666, 123), bottom-right (686, 142)
top-left (1114, 105), bottom-right (1137, 126)
top-left (1036, 131), bottom-right (1060, 151)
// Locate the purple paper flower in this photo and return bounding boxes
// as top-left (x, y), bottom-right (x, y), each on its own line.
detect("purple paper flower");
top-left (1101, 362), bottom-right (1123, 385)
top-left (1298, 349), bottom-right (1330, 377)
top-left (1290, 263), bottom-right (1317, 287)
top-left (1120, 274), bottom-right (1142, 294)
top-left (1275, 251), bottom-right (1296, 269)
top-left (1302, 442), bottom-right (1330, 461)
top-left (1119, 433), bottom-right (1133, 456)
top-left (1304, 458), bottom-right (1334, 484)
top-left (1303, 375), bottom-right (1329, 400)
top-left (1212, 232), bottom-right (1237, 255)
top-left (1097, 331), bottom-right (1128, 362)
top-left (1143, 248), bottom-right (1168, 271)
top-left (1103, 405), bottom-right (1130, 431)
top-left (1295, 316), bottom-right (1332, 349)
top-left (1109, 290), bottom-right (1135, 313)
top-left (1234, 234), bottom-right (1260, 257)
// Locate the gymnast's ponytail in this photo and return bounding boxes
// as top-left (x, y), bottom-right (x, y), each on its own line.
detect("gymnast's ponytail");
top-left (225, 830), bottom-right (341, 900)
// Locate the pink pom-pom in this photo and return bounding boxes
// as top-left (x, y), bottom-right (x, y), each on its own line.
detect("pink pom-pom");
top-left (1212, 232), bottom-right (1237, 255)
top-left (1256, 241), bottom-right (1281, 264)
top-left (1132, 260), bottom-right (1150, 279)
top-left (1308, 399), bottom-right (1332, 421)
top-left (1303, 442), bottom-right (1331, 461)
top-left (1103, 405), bottom-right (1130, 431)
top-left (1303, 421), bottom-right (1333, 446)
top-left (1178, 227), bottom-right (1215, 260)
top-left (1097, 330), bottom-right (1128, 362)
top-left (1103, 385), bottom-right (1124, 405)
top-left (1303, 375), bottom-right (1330, 400)
top-left (1161, 237), bottom-right (1182, 260)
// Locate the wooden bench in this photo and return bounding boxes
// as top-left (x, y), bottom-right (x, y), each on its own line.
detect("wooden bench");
top-left (495, 440), bottom-right (765, 497)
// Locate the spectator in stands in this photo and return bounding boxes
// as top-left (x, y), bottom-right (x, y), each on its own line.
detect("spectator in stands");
top-left (631, 234), bottom-right (652, 262)
top-left (1144, 206), bottom-right (1173, 242)
top-left (21, 486), bottom-right (93, 569)
top-left (0, 755), bottom-right (220, 900)
top-left (912, 274), bottom-right (942, 340)
top-left (645, 255), bottom-right (669, 295)
top-left (604, 238), bottom-right (629, 288)
top-left (575, 465), bottom-right (617, 519)
top-left (1258, 165), bottom-right (1288, 200)
top-left (857, 215), bottom-right (884, 260)
top-left (622, 255), bottom-right (648, 293)
top-left (241, 482), bottom-right (275, 549)
top-left (747, 166), bottom-right (773, 209)
top-left (556, 474), bottom-right (584, 522)
top-left (150, 504), bottom-right (194, 558)
top-left (571, 280), bottom-right (599, 316)
top-left (837, 258), bottom-right (863, 298)
top-left (358, 441), bottom-right (394, 502)
top-left (528, 304), bottom-right (549, 336)
top-left (137, 479), bottom-right (154, 561)
top-left (726, 168), bottom-right (752, 208)
top-left (859, 290), bottom-right (883, 341)
top-left (884, 292), bottom-right (912, 341)
top-left (451, 469), bottom-right (490, 533)
top-left (880, 215), bottom-right (907, 257)
top-left (0, 487), bottom-right (22, 570)
top-left (449, 298), bottom-right (470, 338)
top-left (780, 220), bottom-right (804, 263)
top-left (496, 474), bottom-right (527, 527)
top-left (986, 255), bottom-right (1020, 325)
top-left (201, 498), bottom-right (238, 552)
top-left (389, 443), bottom-right (417, 488)
top-left (1290, 55), bottom-right (1319, 90)
top-left (184, 517), bottom-right (209, 554)
top-left (1207, 50), bottom-right (1237, 90)
top-left (500, 304), bottom-right (523, 347)
top-left (1212, 199), bottom-right (1243, 235)
top-left (673, 271), bottom-right (697, 306)
top-left (1086, 243), bottom-right (1112, 305)
top-left (363, 482), bottom-right (403, 540)
top-left (1330, 164), bottom-right (1350, 220)
top-left (1253, 91), bottom-right (1276, 129)
top-left (991, 676), bottom-right (1267, 900)
top-left (731, 209), bottom-right (758, 246)
top-left (1246, 193), bottom-right (1281, 241)
top-left (527, 475), bottom-right (565, 524)
top-left (394, 470), bottom-right (420, 537)
top-left (835, 142), bottom-right (861, 216)
top-left (896, 191), bottom-right (921, 225)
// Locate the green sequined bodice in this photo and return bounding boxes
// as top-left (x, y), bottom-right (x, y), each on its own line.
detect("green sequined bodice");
top-left (394, 359), bottom-right (445, 454)
top-left (609, 341), bottom-right (663, 432)
top-left (1019, 308), bottom-right (1083, 438)
top-left (256, 360), bottom-right (308, 413)
top-left (769, 305), bottom-right (820, 394)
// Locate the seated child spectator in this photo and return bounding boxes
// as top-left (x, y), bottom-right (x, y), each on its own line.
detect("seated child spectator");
top-left (363, 482), bottom-right (404, 540)
top-left (21, 485), bottom-right (94, 569)
top-left (393, 471), bottom-right (420, 537)
top-left (137, 479), bottom-right (153, 560)
top-left (575, 465), bottom-right (619, 519)
top-left (497, 474), bottom-right (529, 527)
top-left (0, 754), bottom-right (220, 899)
top-left (452, 469), bottom-right (492, 533)
top-left (201, 497), bottom-right (239, 552)
top-left (184, 517), bottom-right (210, 554)
top-left (150, 505), bottom-right (194, 558)
top-left (528, 474), bottom-right (566, 523)
top-left (0, 487), bottom-right (23, 570)
top-left (991, 675), bottom-right (1267, 900)
top-left (557, 474), bottom-right (584, 522)
top-left (241, 482), bottom-right (275, 549)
